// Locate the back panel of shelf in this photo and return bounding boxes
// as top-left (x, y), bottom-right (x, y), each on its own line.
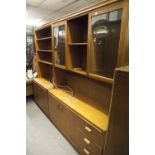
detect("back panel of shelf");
top-left (38, 60), bottom-right (53, 82)
top-left (68, 45), bottom-right (87, 71)
top-left (37, 39), bottom-right (52, 50)
top-left (35, 26), bottom-right (51, 39)
top-left (38, 52), bottom-right (53, 63)
top-left (53, 67), bottom-right (112, 113)
top-left (67, 15), bottom-right (88, 43)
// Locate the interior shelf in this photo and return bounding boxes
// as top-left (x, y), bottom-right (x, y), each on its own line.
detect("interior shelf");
top-left (68, 43), bottom-right (88, 46)
top-left (37, 39), bottom-right (52, 50)
top-left (35, 26), bottom-right (51, 39)
top-left (38, 60), bottom-right (53, 66)
top-left (54, 64), bottom-right (66, 70)
top-left (68, 45), bottom-right (87, 72)
top-left (38, 52), bottom-right (53, 63)
top-left (37, 36), bottom-right (51, 41)
top-left (88, 73), bottom-right (114, 84)
top-left (48, 88), bottom-right (109, 131)
top-left (69, 69), bottom-right (87, 76)
top-left (38, 63), bottom-right (53, 82)
top-left (33, 78), bottom-right (53, 90)
top-left (37, 50), bottom-right (53, 53)
top-left (67, 15), bottom-right (88, 43)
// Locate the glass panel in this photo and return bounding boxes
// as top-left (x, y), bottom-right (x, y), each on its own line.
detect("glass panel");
top-left (54, 25), bottom-right (66, 66)
top-left (90, 9), bottom-right (122, 78)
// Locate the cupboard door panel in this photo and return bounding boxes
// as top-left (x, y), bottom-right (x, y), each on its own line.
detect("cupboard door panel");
top-left (39, 87), bottom-right (49, 116)
top-left (33, 83), bottom-right (39, 104)
top-left (48, 94), bottom-right (68, 134)
top-left (54, 25), bottom-right (66, 66)
top-left (90, 9), bottom-right (122, 78)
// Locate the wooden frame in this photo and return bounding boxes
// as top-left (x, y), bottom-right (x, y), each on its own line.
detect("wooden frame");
top-left (33, 1), bottom-right (129, 154)
top-left (52, 21), bottom-right (67, 70)
top-left (87, 0), bottom-right (128, 84)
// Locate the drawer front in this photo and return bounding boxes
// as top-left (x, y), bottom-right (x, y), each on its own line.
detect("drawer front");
top-left (77, 130), bottom-right (102, 155)
top-left (77, 117), bottom-right (106, 147)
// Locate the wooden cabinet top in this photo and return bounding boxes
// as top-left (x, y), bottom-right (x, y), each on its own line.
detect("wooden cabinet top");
top-left (48, 88), bottom-right (109, 132)
top-left (33, 78), bottom-right (53, 90)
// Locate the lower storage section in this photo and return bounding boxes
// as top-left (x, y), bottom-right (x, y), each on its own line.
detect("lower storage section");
top-left (76, 130), bottom-right (102, 155)
top-left (48, 91), bottom-right (106, 155)
top-left (33, 82), bottom-right (49, 116)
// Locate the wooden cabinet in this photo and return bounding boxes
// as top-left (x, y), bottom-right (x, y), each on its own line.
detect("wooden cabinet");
top-left (89, 9), bottom-right (123, 79)
top-left (104, 66), bottom-right (129, 155)
top-left (48, 91), bottom-right (106, 155)
top-left (33, 82), bottom-right (49, 116)
top-left (33, 1), bottom-right (129, 155)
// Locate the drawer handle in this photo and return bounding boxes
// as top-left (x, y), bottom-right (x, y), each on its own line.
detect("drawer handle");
top-left (83, 148), bottom-right (90, 155)
top-left (83, 138), bottom-right (90, 144)
top-left (85, 126), bottom-right (92, 132)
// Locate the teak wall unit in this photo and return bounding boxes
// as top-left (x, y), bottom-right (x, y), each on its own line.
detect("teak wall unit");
top-left (33, 0), bottom-right (129, 155)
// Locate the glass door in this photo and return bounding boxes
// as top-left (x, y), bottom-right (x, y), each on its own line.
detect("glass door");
top-left (53, 24), bottom-right (66, 67)
top-left (89, 9), bottom-right (122, 79)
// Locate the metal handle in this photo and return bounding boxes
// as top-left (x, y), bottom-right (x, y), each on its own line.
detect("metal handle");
top-left (83, 148), bottom-right (90, 155)
top-left (83, 138), bottom-right (90, 144)
top-left (85, 126), bottom-right (92, 132)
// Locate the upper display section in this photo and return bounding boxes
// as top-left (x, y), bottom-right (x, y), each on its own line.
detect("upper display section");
top-left (67, 15), bottom-right (88, 43)
top-left (35, 26), bottom-right (51, 39)
top-left (89, 9), bottom-right (122, 78)
top-left (34, 0), bottom-right (129, 84)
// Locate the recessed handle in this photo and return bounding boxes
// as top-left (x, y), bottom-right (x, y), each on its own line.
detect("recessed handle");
top-left (83, 138), bottom-right (90, 144)
top-left (83, 148), bottom-right (90, 155)
top-left (85, 126), bottom-right (92, 132)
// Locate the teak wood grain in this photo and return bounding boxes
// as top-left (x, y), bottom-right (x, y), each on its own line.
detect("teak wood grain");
top-left (33, 1), bottom-right (129, 155)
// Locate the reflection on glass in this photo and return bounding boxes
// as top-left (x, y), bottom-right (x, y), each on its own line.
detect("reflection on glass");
top-left (54, 25), bottom-right (65, 66)
top-left (90, 9), bottom-right (122, 78)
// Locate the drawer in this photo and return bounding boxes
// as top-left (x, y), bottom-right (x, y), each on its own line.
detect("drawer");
top-left (77, 116), bottom-right (106, 147)
top-left (77, 130), bottom-right (102, 155)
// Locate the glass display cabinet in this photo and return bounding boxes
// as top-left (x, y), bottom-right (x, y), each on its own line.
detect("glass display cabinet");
top-left (89, 9), bottom-right (122, 79)
top-left (53, 23), bottom-right (66, 67)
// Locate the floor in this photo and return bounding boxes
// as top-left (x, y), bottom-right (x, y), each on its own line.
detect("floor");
top-left (26, 97), bottom-right (78, 155)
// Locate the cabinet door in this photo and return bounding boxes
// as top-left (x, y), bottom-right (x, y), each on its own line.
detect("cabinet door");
top-left (89, 9), bottom-right (123, 79)
top-left (53, 23), bottom-right (66, 67)
top-left (33, 83), bottom-right (39, 104)
top-left (39, 87), bottom-right (49, 116)
top-left (48, 94), bottom-right (68, 134)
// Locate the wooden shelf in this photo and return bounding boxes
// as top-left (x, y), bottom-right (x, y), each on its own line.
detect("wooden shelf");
top-left (68, 43), bottom-right (88, 46)
top-left (33, 78), bottom-right (53, 90)
top-left (54, 64), bottom-right (66, 70)
top-left (69, 69), bottom-right (87, 76)
top-left (38, 60), bottom-right (53, 66)
top-left (48, 88), bottom-right (109, 131)
top-left (37, 36), bottom-right (51, 41)
top-left (37, 50), bottom-right (53, 53)
top-left (88, 73), bottom-right (114, 84)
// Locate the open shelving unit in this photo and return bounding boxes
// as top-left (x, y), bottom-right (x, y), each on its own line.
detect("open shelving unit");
top-left (35, 26), bottom-right (51, 39)
top-left (33, 1), bottom-right (129, 154)
top-left (35, 25), bottom-right (53, 84)
top-left (67, 14), bottom-right (88, 75)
